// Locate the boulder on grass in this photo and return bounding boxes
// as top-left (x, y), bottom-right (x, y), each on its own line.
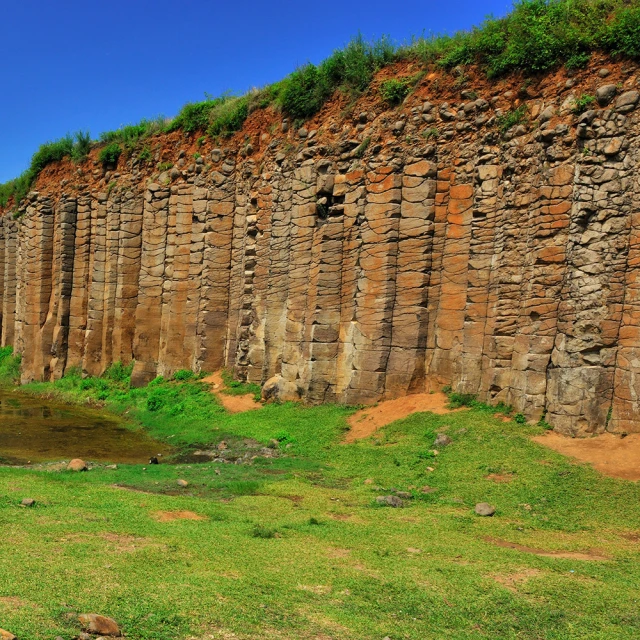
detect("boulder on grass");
top-left (262, 375), bottom-right (301, 403)
top-left (78, 613), bottom-right (121, 637)
top-left (67, 459), bottom-right (88, 472)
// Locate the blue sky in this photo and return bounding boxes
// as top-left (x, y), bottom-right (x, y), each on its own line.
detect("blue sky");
top-left (0, 0), bottom-right (510, 183)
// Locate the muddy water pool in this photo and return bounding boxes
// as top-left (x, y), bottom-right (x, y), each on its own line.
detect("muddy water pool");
top-left (0, 390), bottom-right (171, 465)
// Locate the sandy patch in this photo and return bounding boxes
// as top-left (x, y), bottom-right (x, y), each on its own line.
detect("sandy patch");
top-left (0, 596), bottom-right (27, 609)
top-left (202, 371), bottom-right (262, 413)
top-left (532, 432), bottom-right (640, 481)
top-left (485, 473), bottom-right (514, 483)
top-left (493, 568), bottom-right (542, 592)
top-left (344, 392), bottom-right (463, 442)
top-left (152, 510), bottom-right (208, 522)
top-left (486, 536), bottom-right (609, 561)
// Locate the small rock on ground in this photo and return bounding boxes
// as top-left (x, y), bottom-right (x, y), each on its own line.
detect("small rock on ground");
top-left (21, 498), bottom-right (35, 507)
top-left (0, 628), bottom-right (16, 640)
top-left (78, 613), bottom-right (121, 636)
top-left (177, 479), bottom-right (189, 487)
top-left (434, 433), bottom-right (453, 447)
top-left (394, 491), bottom-right (412, 499)
top-left (376, 495), bottom-right (404, 508)
top-left (67, 458), bottom-right (88, 472)
top-left (475, 502), bottom-right (496, 517)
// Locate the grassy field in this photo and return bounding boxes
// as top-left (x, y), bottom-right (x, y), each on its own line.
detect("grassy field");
top-left (0, 355), bottom-right (639, 639)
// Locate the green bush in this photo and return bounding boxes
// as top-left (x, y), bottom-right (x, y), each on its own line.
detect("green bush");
top-left (496, 104), bottom-right (528, 134)
top-left (380, 78), bottom-right (411, 105)
top-left (103, 361), bottom-right (134, 385)
top-left (208, 96), bottom-right (249, 137)
top-left (573, 93), bottom-right (596, 113)
top-left (604, 4), bottom-right (640, 58)
top-left (99, 143), bottom-right (122, 167)
top-left (173, 369), bottom-right (195, 382)
top-left (0, 346), bottom-right (21, 383)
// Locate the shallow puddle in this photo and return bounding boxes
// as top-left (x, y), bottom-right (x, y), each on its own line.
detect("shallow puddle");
top-left (0, 390), bottom-right (171, 464)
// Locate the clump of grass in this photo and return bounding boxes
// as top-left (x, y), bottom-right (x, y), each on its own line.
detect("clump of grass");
top-left (496, 104), bottom-right (528, 134)
top-left (380, 78), bottom-right (412, 105)
top-left (99, 142), bottom-right (122, 167)
top-left (0, 346), bottom-right (21, 384)
top-left (173, 369), bottom-right (195, 382)
top-left (573, 93), bottom-right (596, 114)
top-left (220, 369), bottom-right (262, 401)
top-left (251, 524), bottom-right (279, 539)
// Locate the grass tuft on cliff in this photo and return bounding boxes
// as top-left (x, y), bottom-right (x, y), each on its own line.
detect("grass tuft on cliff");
top-left (3, 0), bottom-right (640, 210)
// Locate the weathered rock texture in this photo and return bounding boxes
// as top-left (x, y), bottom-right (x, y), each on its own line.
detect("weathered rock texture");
top-left (3, 61), bottom-right (640, 435)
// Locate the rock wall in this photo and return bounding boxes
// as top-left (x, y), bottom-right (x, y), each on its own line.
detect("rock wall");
top-left (3, 62), bottom-right (640, 435)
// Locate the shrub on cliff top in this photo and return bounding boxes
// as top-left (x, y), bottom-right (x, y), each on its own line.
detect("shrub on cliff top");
top-left (99, 142), bottom-right (122, 167)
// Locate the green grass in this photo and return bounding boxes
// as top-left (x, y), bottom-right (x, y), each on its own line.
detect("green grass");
top-left (0, 358), bottom-right (639, 638)
top-left (4, 0), bottom-right (640, 211)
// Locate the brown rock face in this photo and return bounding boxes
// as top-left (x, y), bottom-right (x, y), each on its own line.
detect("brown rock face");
top-left (2, 62), bottom-right (640, 435)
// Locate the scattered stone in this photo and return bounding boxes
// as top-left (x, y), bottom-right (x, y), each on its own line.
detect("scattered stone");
top-left (434, 433), bottom-right (453, 447)
top-left (298, 127), bottom-right (308, 139)
top-left (539, 106), bottom-right (555, 122)
top-left (0, 629), bottom-right (16, 640)
top-left (604, 138), bottom-right (623, 156)
top-left (598, 68), bottom-right (610, 78)
top-left (596, 84), bottom-right (617, 106)
top-left (105, 464), bottom-right (118, 470)
top-left (21, 498), bottom-right (35, 507)
top-left (217, 441), bottom-right (228, 451)
top-left (149, 456), bottom-right (159, 465)
top-left (78, 613), bottom-right (121, 637)
top-left (376, 495), bottom-right (404, 508)
top-left (475, 502), bottom-right (496, 517)
top-left (176, 479), bottom-right (189, 488)
top-left (394, 491), bottom-right (412, 499)
top-left (615, 90), bottom-right (639, 112)
top-left (67, 459), bottom-right (88, 472)
top-left (262, 375), bottom-right (301, 403)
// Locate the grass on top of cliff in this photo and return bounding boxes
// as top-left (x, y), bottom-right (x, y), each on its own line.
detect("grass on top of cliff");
top-left (1, 360), bottom-right (640, 638)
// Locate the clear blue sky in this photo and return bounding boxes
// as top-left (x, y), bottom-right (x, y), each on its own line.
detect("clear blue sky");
top-left (0, 0), bottom-right (510, 183)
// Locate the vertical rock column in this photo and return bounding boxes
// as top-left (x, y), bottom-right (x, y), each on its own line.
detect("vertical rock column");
top-left (384, 158), bottom-right (436, 397)
top-left (197, 170), bottom-right (235, 373)
top-left (20, 196), bottom-right (55, 381)
top-left (131, 184), bottom-right (170, 385)
top-left (428, 162), bottom-right (474, 388)
top-left (83, 193), bottom-right (108, 376)
top-left (48, 196), bottom-right (78, 379)
top-left (547, 111), bottom-right (633, 434)
top-left (0, 218), bottom-right (18, 347)
top-left (307, 160), bottom-right (344, 403)
top-left (261, 158), bottom-right (293, 379)
top-left (611, 128), bottom-right (640, 432)
top-left (66, 194), bottom-right (94, 370)
top-left (281, 161), bottom-right (317, 389)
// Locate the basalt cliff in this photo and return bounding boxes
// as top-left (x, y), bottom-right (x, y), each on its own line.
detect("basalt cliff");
top-left (2, 60), bottom-right (640, 436)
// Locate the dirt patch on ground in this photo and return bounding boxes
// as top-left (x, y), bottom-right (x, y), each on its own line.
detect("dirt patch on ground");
top-left (0, 596), bottom-right (28, 609)
top-left (485, 473), bottom-right (515, 483)
top-left (201, 371), bottom-right (262, 413)
top-left (344, 392), bottom-right (462, 442)
top-left (152, 510), bottom-right (208, 522)
top-left (532, 432), bottom-right (640, 481)
top-left (493, 568), bottom-right (542, 592)
top-left (486, 537), bottom-right (610, 561)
